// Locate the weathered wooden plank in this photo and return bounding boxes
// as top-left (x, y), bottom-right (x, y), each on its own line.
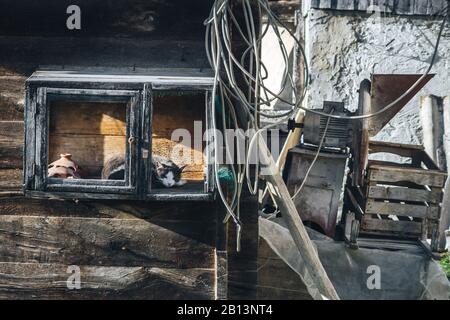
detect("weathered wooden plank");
top-left (439, 96), bottom-right (450, 251)
top-left (0, 0), bottom-right (210, 39)
top-left (427, 0), bottom-right (447, 15)
top-left (368, 160), bottom-right (416, 169)
top-left (0, 121), bottom-right (23, 169)
top-left (368, 185), bottom-right (442, 203)
top-left (34, 87), bottom-right (47, 191)
top-left (420, 150), bottom-right (441, 170)
top-left (366, 199), bottom-right (439, 219)
top-left (420, 96), bottom-right (446, 170)
top-left (227, 193), bottom-right (259, 300)
top-left (0, 196), bottom-right (113, 217)
top-left (0, 262), bottom-right (214, 300)
top-left (28, 70), bottom-right (215, 86)
top-left (0, 196), bottom-right (214, 219)
top-left (0, 213), bottom-right (216, 268)
top-left (357, 238), bottom-right (425, 252)
top-left (215, 250), bottom-right (228, 300)
top-left (369, 165), bottom-right (447, 187)
top-left (382, 0), bottom-right (395, 12)
top-left (361, 217), bottom-right (422, 235)
top-left (357, 0), bottom-right (371, 11)
top-left (25, 184), bottom-right (211, 201)
top-left (26, 190), bottom-right (212, 202)
top-left (414, 0), bottom-right (429, 15)
top-left (0, 76), bottom-right (25, 121)
top-left (335, 0), bottom-right (354, 10)
top-left (311, 0), bottom-right (321, 8)
top-left (310, 0), bottom-right (447, 15)
top-left (145, 191), bottom-right (213, 202)
top-left (369, 140), bottom-right (424, 158)
top-left (50, 101), bottom-right (127, 136)
top-left (0, 168), bottom-right (22, 190)
top-left (26, 190), bottom-right (138, 201)
top-left (0, 37), bottom-right (210, 75)
top-left (395, 0), bottom-right (415, 15)
top-left (24, 84), bottom-right (36, 192)
top-left (319, 0), bottom-right (332, 10)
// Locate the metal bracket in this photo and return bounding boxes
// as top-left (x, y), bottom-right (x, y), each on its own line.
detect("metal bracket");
top-left (287, 118), bottom-right (304, 132)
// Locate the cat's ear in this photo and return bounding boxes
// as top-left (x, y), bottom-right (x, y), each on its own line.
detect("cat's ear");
top-left (179, 165), bottom-right (187, 172)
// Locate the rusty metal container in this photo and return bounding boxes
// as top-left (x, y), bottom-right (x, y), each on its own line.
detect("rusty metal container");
top-left (283, 145), bottom-right (348, 238)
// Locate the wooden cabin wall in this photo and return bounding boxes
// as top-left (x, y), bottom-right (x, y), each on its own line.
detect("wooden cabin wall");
top-left (0, 0), bottom-right (259, 299)
top-left (226, 193), bottom-right (259, 299)
top-left (0, 199), bottom-right (219, 299)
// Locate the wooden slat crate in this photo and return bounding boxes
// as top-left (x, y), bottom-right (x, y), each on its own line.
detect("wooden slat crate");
top-left (359, 141), bottom-right (447, 251)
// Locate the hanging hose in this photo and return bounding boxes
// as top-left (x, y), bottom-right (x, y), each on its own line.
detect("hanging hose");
top-left (204, 0), bottom-right (449, 250)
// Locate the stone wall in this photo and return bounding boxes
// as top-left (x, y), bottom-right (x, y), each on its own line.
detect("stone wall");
top-left (303, 8), bottom-right (450, 145)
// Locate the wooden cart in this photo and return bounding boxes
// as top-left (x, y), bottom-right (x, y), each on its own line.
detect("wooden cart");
top-left (345, 141), bottom-right (447, 252)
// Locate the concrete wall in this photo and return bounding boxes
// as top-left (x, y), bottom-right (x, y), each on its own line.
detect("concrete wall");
top-left (303, 8), bottom-right (450, 145)
top-left (260, 1), bottom-right (300, 128)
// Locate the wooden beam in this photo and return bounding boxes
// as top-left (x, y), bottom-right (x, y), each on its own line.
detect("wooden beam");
top-left (214, 250), bottom-right (228, 300)
top-left (0, 37), bottom-right (211, 75)
top-left (366, 199), bottom-right (439, 220)
top-left (420, 96), bottom-right (446, 171)
top-left (259, 137), bottom-right (340, 300)
top-left (396, 0), bottom-right (415, 15)
top-left (0, 76), bottom-right (25, 121)
top-left (439, 96), bottom-right (450, 251)
top-left (0, 214), bottom-right (215, 268)
top-left (0, 262), bottom-right (214, 299)
top-left (0, 121), bottom-right (23, 169)
top-left (0, 168), bottom-right (22, 190)
top-left (361, 218), bottom-right (422, 236)
top-left (368, 185), bottom-right (442, 203)
top-left (369, 140), bottom-right (424, 158)
top-left (226, 193), bottom-right (259, 300)
top-left (369, 165), bottom-right (447, 188)
top-left (0, 0), bottom-right (210, 39)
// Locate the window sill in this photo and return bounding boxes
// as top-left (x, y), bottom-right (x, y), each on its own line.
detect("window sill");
top-left (24, 190), bottom-right (215, 202)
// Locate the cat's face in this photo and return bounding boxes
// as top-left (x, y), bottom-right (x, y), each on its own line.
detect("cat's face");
top-left (154, 163), bottom-right (187, 187)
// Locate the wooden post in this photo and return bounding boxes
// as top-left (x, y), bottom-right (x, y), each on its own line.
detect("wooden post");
top-left (259, 136), bottom-right (340, 300)
top-left (420, 95), bottom-right (450, 251)
top-left (420, 95), bottom-right (446, 170)
top-left (439, 96), bottom-right (450, 251)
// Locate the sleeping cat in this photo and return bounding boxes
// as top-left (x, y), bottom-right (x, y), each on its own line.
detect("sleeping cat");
top-left (101, 154), bottom-right (187, 188)
top-left (151, 155), bottom-right (187, 187)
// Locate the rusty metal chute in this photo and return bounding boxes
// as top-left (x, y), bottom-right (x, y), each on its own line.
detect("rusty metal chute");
top-left (352, 74), bottom-right (435, 186)
top-left (368, 74), bottom-right (435, 137)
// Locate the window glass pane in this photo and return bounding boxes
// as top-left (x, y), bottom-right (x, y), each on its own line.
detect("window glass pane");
top-left (151, 91), bottom-right (206, 191)
top-left (48, 100), bottom-right (127, 181)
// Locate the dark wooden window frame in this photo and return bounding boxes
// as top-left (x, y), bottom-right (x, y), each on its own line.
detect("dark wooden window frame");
top-left (27, 87), bottom-right (141, 198)
top-left (143, 84), bottom-right (214, 201)
top-left (24, 72), bottom-right (215, 201)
